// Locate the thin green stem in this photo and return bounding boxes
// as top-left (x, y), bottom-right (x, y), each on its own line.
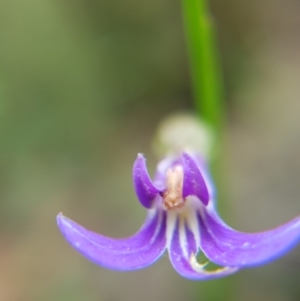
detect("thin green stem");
top-left (181, 0), bottom-right (224, 131)
top-left (181, 3), bottom-right (234, 299)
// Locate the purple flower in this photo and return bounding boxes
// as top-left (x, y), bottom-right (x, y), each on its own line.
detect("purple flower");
top-left (57, 152), bottom-right (300, 280)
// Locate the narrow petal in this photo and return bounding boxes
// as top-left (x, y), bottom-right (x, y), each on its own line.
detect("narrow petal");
top-left (57, 210), bottom-right (166, 271)
top-left (168, 217), bottom-right (238, 280)
top-left (199, 208), bottom-right (300, 267)
top-left (133, 154), bottom-right (160, 208)
top-left (191, 153), bottom-right (217, 202)
top-left (182, 153), bottom-right (209, 205)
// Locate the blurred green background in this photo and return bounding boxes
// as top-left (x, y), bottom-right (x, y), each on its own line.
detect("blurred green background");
top-left (0, 0), bottom-right (300, 300)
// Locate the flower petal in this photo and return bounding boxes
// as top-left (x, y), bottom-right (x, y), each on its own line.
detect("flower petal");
top-left (191, 153), bottom-right (217, 201)
top-left (182, 153), bottom-right (209, 205)
top-left (168, 217), bottom-right (238, 280)
top-left (199, 208), bottom-right (300, 267)
top-left (57, 210), bottom-right (167, 270)
top-left (133, 154), bottom-right (160, 208)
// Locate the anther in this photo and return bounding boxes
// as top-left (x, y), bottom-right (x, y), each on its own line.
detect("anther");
top-left (162, 166), bottom-right (185, 210)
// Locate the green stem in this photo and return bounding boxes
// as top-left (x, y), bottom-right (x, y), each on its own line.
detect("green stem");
top-left (181, 3), bottom-right (234, 300)
top-left (181, 0), bottom-right (224, 131)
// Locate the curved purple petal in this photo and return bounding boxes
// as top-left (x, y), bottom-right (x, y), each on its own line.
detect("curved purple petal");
top-left (199, 208), bottom-right (300, 267)
top-left (182, 153), bottom-right (209, 205)
top-left (57, 210), bottom-right (167, 270)
top-left (190, 153), bottom-right (217, 202)
top-left (168, 217), bottom-right (238, 280)
top-left (133, 154), bottom-right (160, 208)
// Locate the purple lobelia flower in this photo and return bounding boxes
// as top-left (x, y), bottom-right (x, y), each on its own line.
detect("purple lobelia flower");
top-left (57, 152), bottom-right (300, 280)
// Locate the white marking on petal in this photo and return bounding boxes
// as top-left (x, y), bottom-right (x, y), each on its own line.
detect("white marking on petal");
top-left (186, 208), bottom-right (201, 248)
top-left (177, 196), bottom-right (202, 249)
top-left (190, 253), bottom-right (209, 270)
top-left (242, 242), bottom-right (250, 249)
top-left (179, 217), bottom-right (188, 258)
top-left (165, 196), bottom-right (204, 255)
top-left (150, 209), bottom-right (163, 244)
top-left (206, 200), bottom-right (216, 213)
top-left (166, 211), bottom-right (177, 249)
top-left (190, 253), bottom-right (238, 275)
top-left (147, 207), bottom-right (158, 219)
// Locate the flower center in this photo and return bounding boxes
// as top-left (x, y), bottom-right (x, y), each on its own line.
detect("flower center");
top-left (162, 166), bottom-right (185, 210)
